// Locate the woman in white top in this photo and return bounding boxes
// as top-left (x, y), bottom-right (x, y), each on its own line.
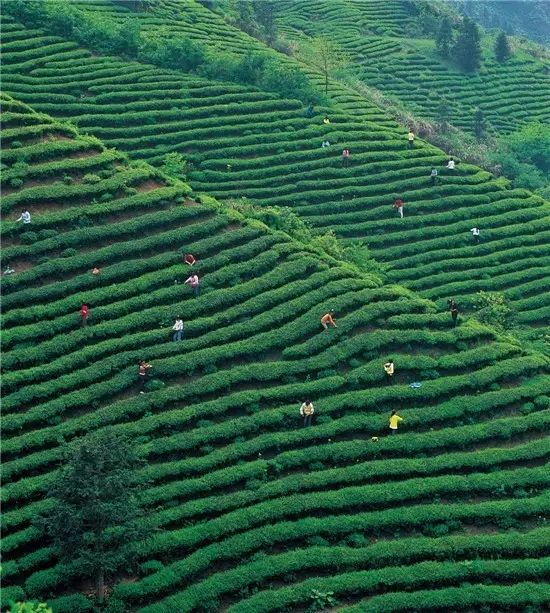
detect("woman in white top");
top-left (172, 318), bottom-right (184, 341)
top-left (447, 158), bottom-right (455, 170)
top-left (300, 400), bottom-right (315, 427)
top-left (17, 210), bottom-right (31, 224)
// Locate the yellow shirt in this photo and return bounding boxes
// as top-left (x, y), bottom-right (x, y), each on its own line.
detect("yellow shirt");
top-left (408, 132), bottom-right (414, 140)
top-left (389, 415), bottom-right (403, 429)
top-left (384, 363), bottom-right (394, 375)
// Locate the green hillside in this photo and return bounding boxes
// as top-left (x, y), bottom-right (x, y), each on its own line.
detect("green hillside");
top-left (276, 0), bottom-right (550, 135)
top-left (2, 7), bottom-right (549, 330)
top-left (1, 1), bottom-right (550, 611)
top-left (2, 91), bottom-right (550, 612)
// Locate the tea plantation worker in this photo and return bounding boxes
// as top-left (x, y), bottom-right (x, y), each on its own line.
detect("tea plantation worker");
top-left (383, 360), bottom-right (395, 384)
top-left (321, 140), bottom-right (331, 148)
top-left (389, 410), bottom-right (403, 435)
top-left (448, 299), bottom-right (459, 326)
top-left (407, 129), bottom-right (415, 149)
top-left (172, 317), bottom-right (184, 341)
top-left (393, 197), bottom-right (405, 218)
top-left (430, 167), bottom-right (438, 186)
top-left (470, 227), bottom-right (480, 244)
top-left (184, 273), bottom-right (200, 297)
top-left (138, 360), bottom-right (152, 392)
top-left (92, 267), bottom-right (101, 275)
top-left (447, 158), bottom-right (456, 170)
top-left (323, 115), bottom-right (331, 125)
top-left (3, 264), bottom-right (15, 275)
top-left (306, 102), bottom-right (314, 118)
top-left (321, 311), bottom-right (337, 330)
top-left (79, 303), bottom-right (89, 327)
top-left (342, 148), bottom-right (350, 168)
top-left (183, 253), bottom-right (196, 266)
top-left (17, 209), bottom-right (31, 224)
top-left (300, 400), bottom-right (315, 427)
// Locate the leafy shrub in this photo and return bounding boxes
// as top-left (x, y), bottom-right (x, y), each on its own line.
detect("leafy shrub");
top-left (61, 248), bottom-right (78, 258)
top-left (10, 141), bottom-right (23, 149)
top-left (20, 232), bottom-right (38, 245)
top-left (9, 178), bottom-right (24, 189)
top-left (474, 291), bottom-right (515, 330)
top-left (144, 379), bottom-right (165, 392)
top-left (82, 173), bottom-right (101, 184)
top-left (139, 560), bottom-right (164, 575)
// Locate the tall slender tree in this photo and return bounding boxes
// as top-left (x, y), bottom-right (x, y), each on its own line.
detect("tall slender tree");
top-left (253, 0), bottom-right (277, 45)
top-left (37, 429), bottom-right (147, 604)
top-left (473, 107), bottom-right (487, 139)
top-left (436, 99), bottom-right (452, 132)
top-left (454, 16), bottom-right (482, 72)
top-left (494, 31), bottom-right (512, 62)
top-left (299, 37), bottom-right (349, 96)
top-left (436, 16), bottom-right (453, 58)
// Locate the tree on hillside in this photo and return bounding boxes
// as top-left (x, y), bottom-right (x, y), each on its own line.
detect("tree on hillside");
top-left (236, 0), bottom-right (257, 36)
top-left (436, 16), bottom-right (454, 58)
top-left (436, 99), bottom-right (452, 132)
top-left (473, 107), bottom-right (487, 139)
top-left (494, 31), bottom-right (512, 62)
top-left (454, 16), bottom-right (482, 71)
top-left (253, 0), bottom-right (277, 45)
top-left (299, 37), bottom-right (349, 96)
top-left (37, 429), bottom-right (147, 604)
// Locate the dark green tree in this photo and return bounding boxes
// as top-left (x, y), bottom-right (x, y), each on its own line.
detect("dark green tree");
top-left (473, 107), bottom-right (487, 139)
top-left (236, 0), bottom-right (256, 35)
top-left (436, 99), bottom-right (452, 132)
top-left (436, 16), bottom-right (453, 58)
top-left (253, 0), bottom-right (277, 45)
top-left (494, 31), bottom-right (511, 62)
top-left (37, 429), bottom-right (147, 604)
top-left (454, 16), bottom-right (482, 71)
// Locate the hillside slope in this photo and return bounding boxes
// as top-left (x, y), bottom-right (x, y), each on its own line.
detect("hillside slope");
top-left (275, 0), bottom-right (550, 135)
top-left (2, 8), bottom-right (549, 334)
top-left (2, 95), bottom-right (550, 611)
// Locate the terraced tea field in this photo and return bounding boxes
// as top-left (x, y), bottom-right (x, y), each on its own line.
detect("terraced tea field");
top-left (277, 0), bottom-right (550, 135)
top-left (2, 11), bottom-right (549, 330)
top-left (2, 91), bottom-right (550, 611)
top-left (2, 0), bottom-right (550, 609)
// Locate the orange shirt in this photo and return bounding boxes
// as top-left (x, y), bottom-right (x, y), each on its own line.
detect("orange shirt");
top-left (321, 313), bottom-right (335, 325)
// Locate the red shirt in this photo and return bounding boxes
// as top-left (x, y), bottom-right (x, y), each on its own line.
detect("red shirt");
top-left (342, 149), bottom-right (350, 158)
top-left (80, 306), bottom-right (89, 318)
top-left (394, 199), bottom-right (404, 207)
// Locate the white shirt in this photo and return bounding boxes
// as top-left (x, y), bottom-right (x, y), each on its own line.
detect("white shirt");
top-left (18, 211), bottom-right (31, 223)
top-left (447, 160), bottom-right (455, 169)
top-left (470, 228), bottom-right (480, 236)
top-left (431, 169), bottom-right (438, 176)
top-left (185, 275), bottom-right (199, 286)
top-left (300, 402), bottom-right (314, 416)
top-left (173, 319), bottom-right (184, 331)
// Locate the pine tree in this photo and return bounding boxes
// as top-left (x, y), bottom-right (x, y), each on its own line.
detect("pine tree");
top-left (37, 429), bottom-right (147, 604)
top-left (454, 16), bottom-right (482, 71)
top-left (436, 16), bottom-right (453, 58)
top-left (494, 31), bottom-right (511, 62)
top-left (473, 107), bottom-right (487, 139)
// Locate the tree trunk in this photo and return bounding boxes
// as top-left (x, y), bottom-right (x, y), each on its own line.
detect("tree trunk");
top-left (325, 71), bottom-right (328, 96)
top-left (96, 567), bottom-right (105, 604)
